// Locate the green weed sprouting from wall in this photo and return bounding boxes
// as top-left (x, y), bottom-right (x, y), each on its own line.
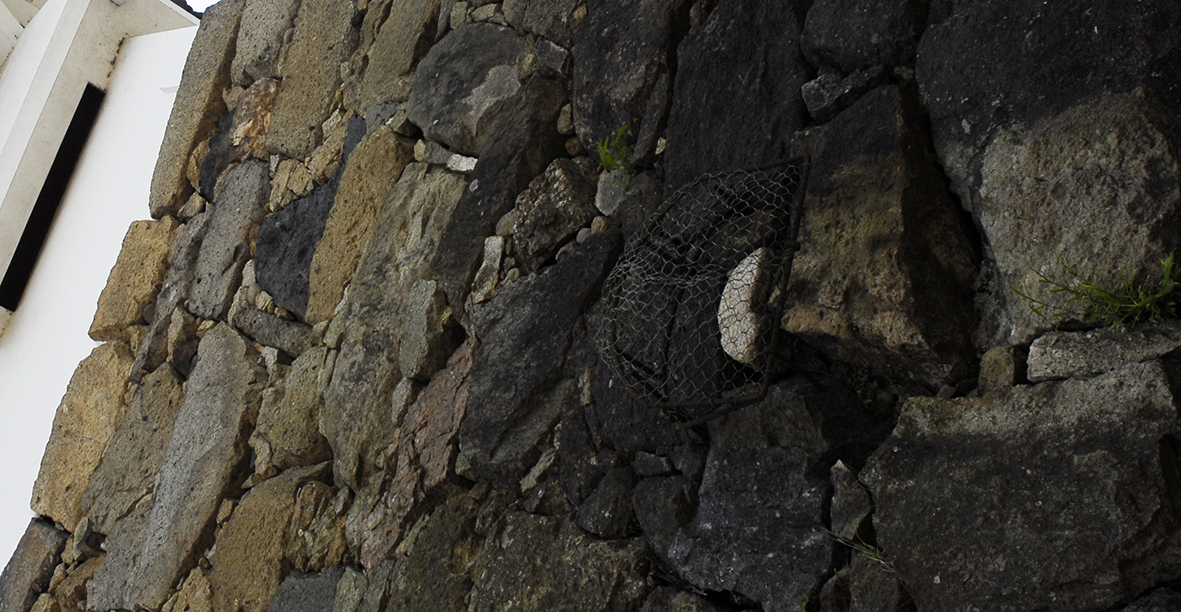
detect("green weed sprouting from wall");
top-left (597, 125), bottom-right (635, 187)
top-left (1012, 252), bottom-right (1181, 328)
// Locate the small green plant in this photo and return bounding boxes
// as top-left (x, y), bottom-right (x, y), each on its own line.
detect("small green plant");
top-left (796, 594), bottom-right (811, 611)
top-left (1012, 252), bottom-right (1181, 328)
top-left (597, 125), bottom-right (635, 186)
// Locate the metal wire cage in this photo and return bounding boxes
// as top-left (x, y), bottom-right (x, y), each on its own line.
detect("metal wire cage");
top-left (594, 158), bottom-right (809, 422)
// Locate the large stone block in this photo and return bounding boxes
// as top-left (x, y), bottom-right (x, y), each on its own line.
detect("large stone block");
top-left (89, 217), bottom-right (178, 342)
top-left (31, 342), bottom-right (133, 532)
top-left (266, 0), bottom-right (357, 158)
top-left (570, 0), bottom-right (687, 158)
top-left (209, 463), bottom-right (330, 612)
top-left (188, 160), bottom-right (270, 320)
top-left (662, 0), bottom-right (808, 195)
top-left (231, 0), bottom-right (301, 85)
top-left (862, 360), bottom-right (1181, 611)
top-left (781, 85), bottom-right (977, 387)
top-left (149, 0), bottom-right (244, 219)
top-left (915, 0), bottom-right (1181, 344)
top-left (306, 127), bottom-right (415, 325)
top-left (1027, 321), bottom-right (1181, 382)
top-left (801, 0), bottom-right (926, 72)
top-left (503, 0), bottom-right (583, 49)
top-left (81, 364), bottom-right (185, 536)
top-left (0, 519), bottom-right (67, 612)
top-left (253, 175), bottom-right (340, 320)
top-left (509, 156), bottom-right (598, 272)
top-left (250, 346), bottom-right (333, 476)
top-left (321, 164), bottom-right (467, 489)
top-left (109, 324), bottom-right (266, 612)
top-left (404, 23), bottom-right (531, 157)
top-left (359, 0), bottom-right (441, 109)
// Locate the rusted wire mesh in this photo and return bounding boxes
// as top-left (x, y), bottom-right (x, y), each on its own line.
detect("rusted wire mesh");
top-left (595, 158), bottom-right (809, 421)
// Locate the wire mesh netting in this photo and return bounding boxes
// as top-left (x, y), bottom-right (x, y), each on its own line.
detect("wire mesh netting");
top-left (595, 158), bottom-right (809, 421)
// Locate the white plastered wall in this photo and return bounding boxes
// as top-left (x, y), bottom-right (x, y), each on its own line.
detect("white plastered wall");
top-left (0, 20), bottom-right (197, 568)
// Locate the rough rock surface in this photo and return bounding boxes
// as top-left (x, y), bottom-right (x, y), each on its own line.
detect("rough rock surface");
top-left (801, 0), bottom-right (926, 72)
top-left (305, 128), bottom-right (416, 324)
top-left (782, 85), bottom-right (977, 387)
top-left (31, 342), bottom-right (133, 532)
top-left (800, 65), bottom-right (889, 123)
top-left (81, 364), bottom-right (185, 536)
top-left (1028, 322), bottom-right (1181, 382)
top-left (468, 512), bottom-right (651, 611)
top-left (862, 360), bottom-right (1181, 612)
top-left (97, 324), bottom-right (266, 612)
top-left (232, 306), bottom-right (314, 357)
top-left (662, 0), bottom-right (808, 195)
top-left (250, 347), bottom-right (333, 476)
top-left (188, 160), bottom-right (269, 320)
top-left (231, 0), bottom-right (300, 85)
top-left (359, 0), bottom-right (440, 109)
top-left (405, 23), bottom-right (531, 156)
top-left (0, 520), bottom-right (67, 612)
top-left (503, 0), bottom-right (583, 48)
top-left (89, 218), bottom-right (178, 341)
top-left (266, 0), bottom-right (356, 158)
top-left (458, 230), bottom-right (621, 485)
top-left (149, 0), bottom-right (244, 219)
top-left (510, 156), bottom-right (598, 271)
top-left (265, 566), bottom-right (345, 612)
top-left (209, 463), bottom-right (330, 612)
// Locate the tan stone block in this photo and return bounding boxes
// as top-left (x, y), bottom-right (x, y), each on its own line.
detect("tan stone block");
top-left (266, 0), bottom-right (357, 158)
top-left (89, 218), bottom-right (178, 342)
top-left (160, 568), bottom-right (212, 612)
top-left (358, 0), bottom-right (441, 109)
top-left (208, 463), bottom-right (330, 612)
top-left (305, 128), bottom-right (415, 324)
top-left (31, 343), bottom-right (133, 531)
top-left (149, 0), bottom-right (246, 218)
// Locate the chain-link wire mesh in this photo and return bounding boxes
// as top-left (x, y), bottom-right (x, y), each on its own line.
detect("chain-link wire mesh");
top-left (595, 158), bottom-right (809, 422)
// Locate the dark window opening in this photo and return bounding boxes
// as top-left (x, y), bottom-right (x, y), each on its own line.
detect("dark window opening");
top-left (0, 83), bottom-right (105, 311)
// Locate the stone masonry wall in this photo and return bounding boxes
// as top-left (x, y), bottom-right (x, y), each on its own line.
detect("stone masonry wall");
top-left (4, 0), bottom-right (1181, 611)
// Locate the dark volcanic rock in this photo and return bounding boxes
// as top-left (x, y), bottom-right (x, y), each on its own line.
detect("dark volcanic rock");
top-left (381, 486), bottom-right (482, 612)
top-left (430, 77), bottom-right (567, 312)
top-left (510, 156), bottom-right (598, 271)
top-left (469, 512), bottom-right (651, 611)
top-left (916, 0), bottom-right (1181, 343)
top-left (861, 360), bottom-right (1181, 612)
top-left (800, 65), bottom-right (889, 123)
top-left (662, 0), bottom-right (809, 195)
top-left (1123, 589), bottom-right (1181, 612)
top-left (783, 85), bottom-right (978, 387)
top-left (570, 0), bottom-right (689, 160)
top-left (0, 519), bottom-right (67, 612)
top-left (503, 0), bottom-right (584, 49)
top-left (575, 466), bottom-right (637, 539)
top-left (457, 230), bottom-right (622, 485)
top-left (405, 23), bottom-right (531, 156)
top-left (801, 0), bottom-right (926, 72)
top-left (632, 475), bottom-right (695, 558)
top-left (266, 566), bottom-right (345, 612)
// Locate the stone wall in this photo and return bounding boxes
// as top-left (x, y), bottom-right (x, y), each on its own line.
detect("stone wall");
top-left (4, 0), bottom-right (1181, 611)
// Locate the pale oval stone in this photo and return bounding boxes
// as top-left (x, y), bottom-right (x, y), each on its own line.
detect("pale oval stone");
top-left (719, 247), bottom-right (775, 365)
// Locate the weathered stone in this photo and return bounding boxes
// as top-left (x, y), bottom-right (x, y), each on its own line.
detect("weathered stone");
top-left (198, 112), bottom-right (238, 202)
top-left (321, 164), bottom-right (467, 489)
top-left (1123, 589), bottom-right (1181, 612)
top-left (233, 306), bottom-right (314, 357)
top-left (231, 0), bottom-right (300, 85)
top-left (846, 555), bottom-right (909, 612)
top-left (571, 0), bottom-right (687, 161)
top-left (468, 512), bottom-right (651, 611)
top-left (510, 157), bottom-right (598, 271)
top-left (81, 364), bottom-right (185, 536)
top-left (228, 77), bottom-right (280, 160)
top-left (575, 466), bottom-right (636, 539)
top-left (431, 77), bottom-right (567, 310)
top-left (89, 218), bottom-right (179, 341)
top-left (639, 587), bottom-right (728, 612)
top-left (915, 1), bottom-right (1181, 344)
top-left (188, 160), bottom-right (270, 320)
top-left (782, 85), bottom-right (977, 387)
top-left (29, 594), bottom-right (58, 612)
top-left (829, 460), bottom-right (871, 542)
top-left (0, 520), bottom-right (67, 612)
top-left (265, 566), bottom-right (345, 612)
top-left (469, 236), bottom-right (504, 304)
top-left (52, 556), bottom-right (100, 612)
top-left (662, 0), bottom-right (808, 194)
top-left (405, 23), bottom-right (531, 156)
top-left (861, 360), bottom-right (1181, 612)
top-left (801, 0), bottom-right (925, 72)
top-left (503, 0), bottom-right (583, 48)
top-left (149, 0), bottom-right (244, 218)
top-left (800, 65), bottom-right (890, 124)
top-left (255, 169), bottom-right (343, 320)
top-left (1028, 322), bottom-right (1181, 382)
top-left (359, 340), bottom-right (474, 568)
top-left (286, 484), bottom-right (352, 572)
top-left (978, 345), bottom-right (1021, 395)
top-left (397, 279), bottom-right (455, 381)
top-left (306, 111), bottom-right (360, 186)
top-left (250, 347), bottom-right (332, 476)
top-left (632, 475), bottom-right (695, 559)
top-left (306, 127), bottom-right (415, 324)
top-left (360, 0), bottom-right (441, 109)
top-left (160, 568), bottom-right (212, 612)
top-left (267, 158), bottom-right (315, 213)
top-left (718, 247), bottom-right (774, 366)
top-left (458, 230), bottom-right (621, 485)
top-left (209, 463), bottom-right (330, 612)
top-left (380, 486), bottom-right (482, 612)
top-left (105, 324), bottom-right (265, 612)
top-left (266, 0), bottom-right (357, 158)
top-left (31, 342), bottom-right (133, 531)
